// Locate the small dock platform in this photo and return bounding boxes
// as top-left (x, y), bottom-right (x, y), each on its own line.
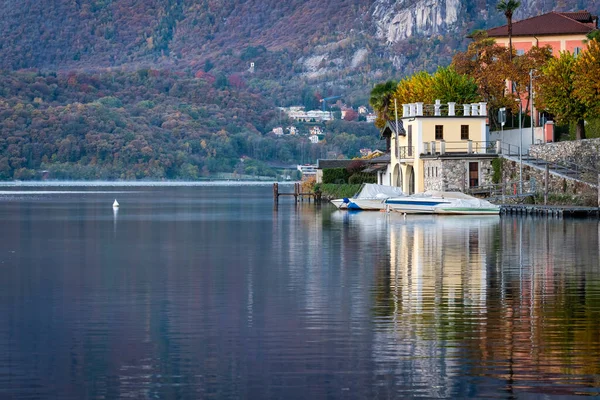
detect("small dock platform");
top-left (273, 183), bottom-right (321, 203)
top-left (500, 204), bottom-right (599, 217)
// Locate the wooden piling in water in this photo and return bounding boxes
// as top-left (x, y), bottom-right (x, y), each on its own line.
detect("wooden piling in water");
top-left (273, 182), bottom-right (321, 204)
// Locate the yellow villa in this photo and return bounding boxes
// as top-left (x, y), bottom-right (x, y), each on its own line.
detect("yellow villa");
top-left (381, 100), bottom-right (496, 194)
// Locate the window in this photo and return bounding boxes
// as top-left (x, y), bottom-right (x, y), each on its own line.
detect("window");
top-left (408, 125), bottom-right (413, 156)
top-left (516, 49), bottom-right (525, 56)
top-left (574, 47), bottom-right (582, 57)
top-left (435, 125), bottom-right (443, 140)
top-left (461, 125), bottom-right (469, 140)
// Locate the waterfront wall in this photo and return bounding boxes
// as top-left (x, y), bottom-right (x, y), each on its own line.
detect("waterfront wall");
top-left (501, 158), bottom-right (598, 205)
top-left (529, 139), bottom-right (600, 170)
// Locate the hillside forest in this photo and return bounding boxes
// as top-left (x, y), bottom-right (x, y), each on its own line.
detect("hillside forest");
top-left (0, 70), bottom-right (379, 180)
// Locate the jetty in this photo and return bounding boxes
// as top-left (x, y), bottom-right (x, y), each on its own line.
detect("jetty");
top-left (273, 183), bottom-right (321, 203)
top-left (500, 204), bottom-right (599, 217)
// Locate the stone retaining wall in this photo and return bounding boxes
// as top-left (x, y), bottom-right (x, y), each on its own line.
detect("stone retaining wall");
top-left (529, 139), bottom-right (600, 170)
top-left (502, 158), bottom-right (598, 205)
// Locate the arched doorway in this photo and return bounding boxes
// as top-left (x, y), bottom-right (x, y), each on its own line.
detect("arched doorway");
top-left (405, 165), bottom-right (415, 194)
top-left (396, 167), bottom-right (403, 188)
top-left (392, 164), bottom-right (401, 188)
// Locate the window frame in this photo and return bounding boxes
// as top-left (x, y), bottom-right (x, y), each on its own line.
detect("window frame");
top-left (461, 125), bottom-right (469, 140)
top-left (435, 125), bottom-right (443, 140)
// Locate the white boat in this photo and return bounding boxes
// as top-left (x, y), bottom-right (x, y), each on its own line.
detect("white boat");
top-left (385, 191), bottom-right (499, 215)
top-left (113, 199), bottom-right (119, 208)
top-left (330, 198), bottom-right (349, 209)
top-left (330, 184), bottom-right (405, 211)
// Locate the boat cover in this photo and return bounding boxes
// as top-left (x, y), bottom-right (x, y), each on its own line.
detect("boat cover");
top-left (355, 184), bottom-right (405, 199)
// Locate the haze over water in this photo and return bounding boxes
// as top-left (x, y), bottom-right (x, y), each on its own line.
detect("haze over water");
top-left (0, 184), bottom-right (599, 399)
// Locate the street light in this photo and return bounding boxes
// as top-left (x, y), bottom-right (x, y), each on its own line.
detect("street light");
top-left (516, 98), bottom-right (523, 194)
top-left (530, 69), bottom-right (535, 146)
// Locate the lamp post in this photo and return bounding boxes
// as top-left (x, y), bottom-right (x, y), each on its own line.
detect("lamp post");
top-left (516, 99), bottom-right (523, 194)
top-left (530, 69), bottom-right (535, 145)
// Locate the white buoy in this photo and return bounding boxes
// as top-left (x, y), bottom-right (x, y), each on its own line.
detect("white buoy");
top-left (113, 199), bottom-right (119, 208)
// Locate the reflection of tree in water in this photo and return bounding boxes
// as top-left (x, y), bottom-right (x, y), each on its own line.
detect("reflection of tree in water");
top-left (372, 216), bottom-right (600, 396)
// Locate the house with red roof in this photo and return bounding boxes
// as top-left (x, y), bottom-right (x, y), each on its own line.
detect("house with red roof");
top-left (485, 11), bottom-right (598, 133)
top-left (486, 10), bottom-right (598, 56)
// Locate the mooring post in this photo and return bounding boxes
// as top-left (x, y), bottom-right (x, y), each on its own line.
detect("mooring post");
top-left (545, 164), bottom-right (549, 205)
top-left (273, 183), bottom-right (279, 203)
top-left (294, 183), bottom-right (298, 202)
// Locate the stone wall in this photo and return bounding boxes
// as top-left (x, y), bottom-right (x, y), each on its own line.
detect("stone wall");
top-left (529, 139), bottom-right (600, 170)
top-left (423, 159), bottom-right (443, 191)
top-left (502, 158), bottom-right (598, 204)
top-left (424, 158), bottom-right (495, 192)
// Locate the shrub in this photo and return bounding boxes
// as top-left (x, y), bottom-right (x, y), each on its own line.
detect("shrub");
top-left (491, 157), bottom-right (503, 184)
top-left (348, 173), bottom-right (377, 185)
top-left (323, 168), bottom-right (350, 184)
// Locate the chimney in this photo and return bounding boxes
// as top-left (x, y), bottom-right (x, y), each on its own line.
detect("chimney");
top-left (409, 103), bottom-right (416, 117)
top-left (471, 103), bottom-right (479, 116)
top-left (416, 102), bottom-right (424, 116)
top-left (448, 102), bottom-right (456, 116)
top-left (479, 102), bottom-right (487, 116)
top-left (402, 104), bottom-right (409, 118)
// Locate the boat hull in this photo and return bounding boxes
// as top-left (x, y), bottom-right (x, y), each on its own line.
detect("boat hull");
top-left (385, 198), bottom-right (451, 214)
top-left (347, 199), bottom-right (386, 211)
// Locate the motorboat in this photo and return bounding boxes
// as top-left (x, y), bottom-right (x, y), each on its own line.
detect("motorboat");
top-left (385, 191), bottom-right (499, 215)
top-left (330, 184), bottom-right (405, 211)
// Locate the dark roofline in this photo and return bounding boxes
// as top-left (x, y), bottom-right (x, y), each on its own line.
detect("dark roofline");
top-left (380, 120), bottom-right (406, 139)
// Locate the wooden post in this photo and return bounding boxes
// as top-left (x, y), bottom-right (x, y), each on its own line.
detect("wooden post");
top-left (273, 183), bottom-right (278, 202)
top-left (294, 183), bottom-right (298, 203)
top-left (544, 164), bottom-right (549, 205)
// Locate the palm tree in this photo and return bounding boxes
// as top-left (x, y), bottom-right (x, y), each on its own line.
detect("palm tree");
top-left (496, 0), bottom-right (521, 61)
top-left (369, 80), bottom-right (397, 128)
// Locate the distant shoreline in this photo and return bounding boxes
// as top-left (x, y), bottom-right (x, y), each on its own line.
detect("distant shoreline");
top-left (0, 180), bottom-right (297, 187)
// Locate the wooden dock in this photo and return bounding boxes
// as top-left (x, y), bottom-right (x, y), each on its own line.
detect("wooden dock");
top-left (500, 204), bottom-right (599, 217)
top-left (273, 183), bottom-right (321, 203)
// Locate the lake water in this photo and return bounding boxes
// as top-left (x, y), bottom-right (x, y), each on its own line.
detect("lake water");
top-left (0, 183), bottom-right (599, 399)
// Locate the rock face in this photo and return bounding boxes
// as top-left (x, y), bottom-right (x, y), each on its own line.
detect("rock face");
top-left (372, 0), bottom-right (462, 43)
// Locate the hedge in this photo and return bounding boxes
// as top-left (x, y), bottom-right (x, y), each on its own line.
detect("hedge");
top-left (323, 168), bottom-right (351, 184)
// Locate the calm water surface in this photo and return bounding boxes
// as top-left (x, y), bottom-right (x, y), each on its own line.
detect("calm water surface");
top-left (0, 184), bottom-right (599, 399)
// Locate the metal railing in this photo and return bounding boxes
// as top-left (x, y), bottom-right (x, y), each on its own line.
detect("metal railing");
top-left (397, 146), bottom-right (414, 159)
top-left (466, 180), bottom-right (536, 198)
top-left (520, 157), bottom-right (599, 186)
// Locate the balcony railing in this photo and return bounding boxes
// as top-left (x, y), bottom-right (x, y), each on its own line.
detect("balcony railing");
top-left (396, 146), bottom-right (414, 159)
top-left (422, 140), bottom-right (496, 155)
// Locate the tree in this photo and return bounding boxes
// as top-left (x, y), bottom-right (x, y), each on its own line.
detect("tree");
top-left (343, 109), bottom-right (358, 121)
top-left (573, 39), bottom-right (600, 116)
top-left (537, 52), bottom-right (587, 139)
top-left (369, 80), bottom-right (397, 128)
top-left (585, 30), bottom-right (600, 43)
top-left (452, 33), bottom-right (514, 125)
top-left (395, 71), bottom-right (435, 105)
top-left (430, 66), bottom-right (479, 104)
top-left (496, 0), bottom-right (521, 61)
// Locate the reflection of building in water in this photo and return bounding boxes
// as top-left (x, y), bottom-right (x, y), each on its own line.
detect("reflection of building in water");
top-left (389, 216), bottom-right (494, 317)
top-left (373, 216), bottom-right (498, 396)
top-left (373, 215), bottom-right (600, 396)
